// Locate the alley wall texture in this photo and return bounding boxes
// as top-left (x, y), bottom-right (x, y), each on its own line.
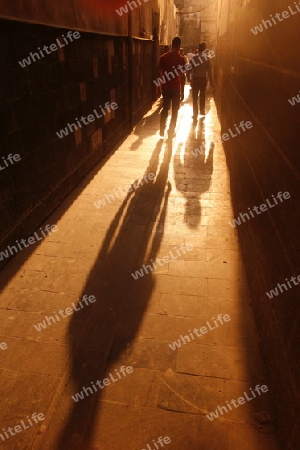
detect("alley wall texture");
top-left (215, 0), bottom-right (300, 448)
top-left (0, 0), bottom-right (177, 263)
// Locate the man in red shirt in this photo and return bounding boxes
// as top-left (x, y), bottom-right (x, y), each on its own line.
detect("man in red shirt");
top-left (159, 36), bottom-right (186, 137)
top-left (157, 45), bottom-right (170, 98)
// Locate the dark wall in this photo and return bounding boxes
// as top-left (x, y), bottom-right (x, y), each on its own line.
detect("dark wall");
top-left (0, 0), bottom-right (128, 35)
top-left (0, 18), bottom-right (156, 265)
top-left (0, 0), bottom-right (164, 39)
top-left (215, 1), bottom-right (300, 448)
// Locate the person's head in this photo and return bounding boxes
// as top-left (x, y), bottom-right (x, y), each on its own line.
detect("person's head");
top-left (199, 42), bottom-right (206, 53)
top-left (163, 45), bottom-right (169, 53)
top-left (194, 48), bottom-right (199, 54)
top-left (171, 36), bottom-right (181, 51)
top-left (180, 47), bottom-right (185, 56)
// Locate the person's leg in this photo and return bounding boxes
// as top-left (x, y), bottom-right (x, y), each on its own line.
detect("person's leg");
top-left (169, 91), bottom-right (180, 132)
top-left (160, 91), bottom-right (171, 135)
top-left (192, 79), bottom-right (200, 119)
top-left (199, 78), bottom-right (208, 114)
top-left (180, 75), bottom-right (186, 101)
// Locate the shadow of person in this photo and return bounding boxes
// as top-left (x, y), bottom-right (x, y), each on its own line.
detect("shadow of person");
top-left (205, 88), bottom-right (213, 116)
top-left (188, 85), bottom-right (212, 119)
top-left (173, 119), bottom-right (214, 229)
top-left (130, 105), bottom-right (162, 151)
top-left (57, 138), bottom-right (173, 449)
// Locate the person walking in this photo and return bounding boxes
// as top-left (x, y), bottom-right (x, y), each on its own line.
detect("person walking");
top-left (157, 45), bottom-right (171, 98)
top-left (186, 49), bottom-right (194, 82)
top-left (190, 43), bottom-right (214, 122)
top-left (159, 36), bottom-right (186, 137)
top-left (179, 48), bottom-right (188, 100)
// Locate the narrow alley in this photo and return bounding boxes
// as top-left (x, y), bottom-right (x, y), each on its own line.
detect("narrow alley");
top-left (0, 1), bottom-right (299, 449)
top-left (0, 89), bottom-right (280, 449)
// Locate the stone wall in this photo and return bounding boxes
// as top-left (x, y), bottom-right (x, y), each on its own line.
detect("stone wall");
top-left (0, 0), bottom-right (180, 265)
top-left (0, 19), bottom-right (131, 260)
top-left (0, 26), bottom-right (156, 266)
top-left (0, 0), bottom-right (178, 40)
top-left (215, 0), bottom-right (300, 448)
top-left (0, 0), bottom-right (128, 35)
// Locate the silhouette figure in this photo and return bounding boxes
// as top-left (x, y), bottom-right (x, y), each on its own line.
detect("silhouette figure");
top-left (57, 138), bottom-right (173, 448)
top-left (173, 118), bottom-right (214, 229)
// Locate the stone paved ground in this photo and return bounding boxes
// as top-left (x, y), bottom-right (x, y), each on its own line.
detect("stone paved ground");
top-left (0, 87), bottom-right (280, 450)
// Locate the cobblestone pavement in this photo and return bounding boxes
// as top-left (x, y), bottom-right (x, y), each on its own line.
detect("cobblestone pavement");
top-left (0, 88), bottom-right (280, 450)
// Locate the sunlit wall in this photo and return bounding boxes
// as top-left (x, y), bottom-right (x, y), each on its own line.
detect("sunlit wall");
top-left (215, 1), bottom-right (300, 448)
